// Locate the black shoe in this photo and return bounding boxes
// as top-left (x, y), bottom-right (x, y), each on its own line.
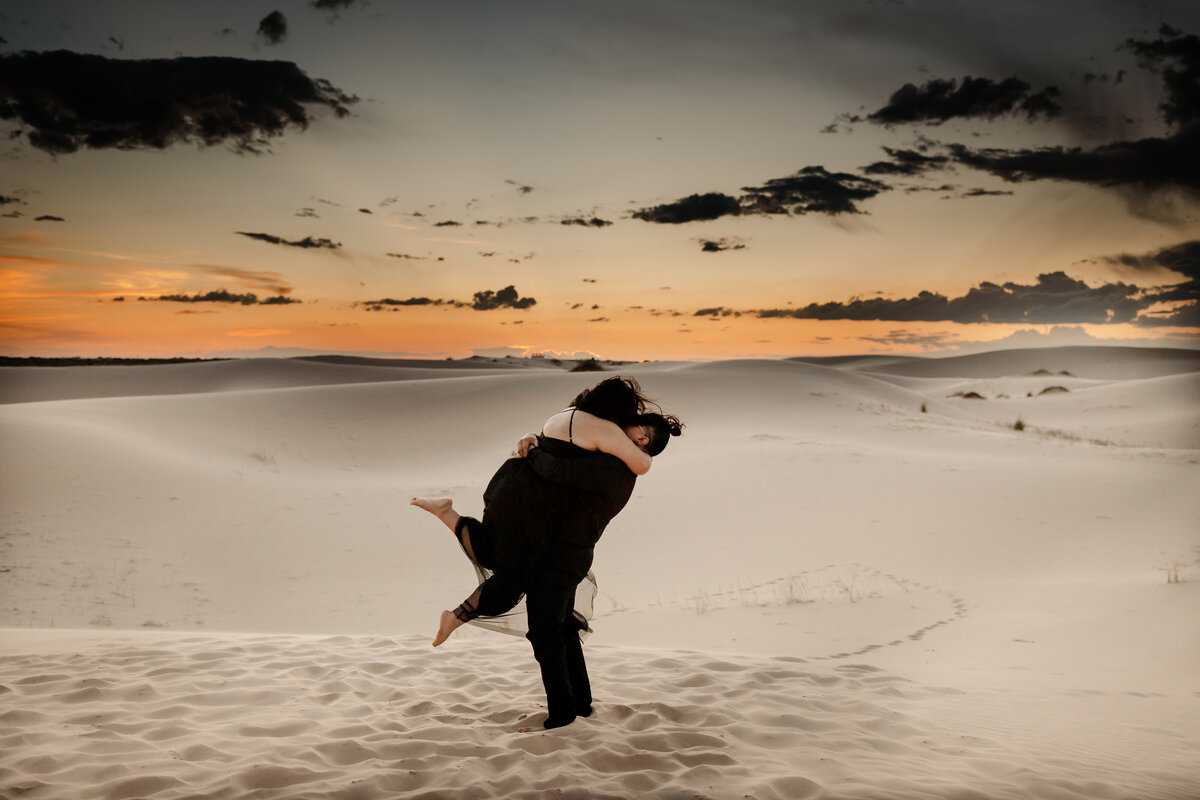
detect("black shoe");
top-left (543, 713), bottom-right (577, 730)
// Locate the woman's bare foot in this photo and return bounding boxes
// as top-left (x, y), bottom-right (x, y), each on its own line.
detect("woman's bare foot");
top-left (410, 497), bottom-right (460, 533)
top-left (432, 609), bottom-right (463, 647)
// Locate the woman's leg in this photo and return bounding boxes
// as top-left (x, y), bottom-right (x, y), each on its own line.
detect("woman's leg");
top-left (432, 570), bottom-right (527, 647)
top-left (432, 583), bottom-right (480, 647)
top-left (411, 497), bottom-right (482, 562)
top-left (410, 496), bottom-right (459, 532)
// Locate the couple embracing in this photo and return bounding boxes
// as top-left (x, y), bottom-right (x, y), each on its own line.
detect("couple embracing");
top-left (412, 376), bottom-right (682, 730)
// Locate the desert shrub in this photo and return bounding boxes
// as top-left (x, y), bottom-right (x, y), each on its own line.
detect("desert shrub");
top-left (949, 391), bottom-right (986, 400)
top-left (570, 358), bottom-right (605, 372)
top-left (1038, 385), bottom-right (1069, 395)
top-left (1013, 418), bottom-right (1025, 431)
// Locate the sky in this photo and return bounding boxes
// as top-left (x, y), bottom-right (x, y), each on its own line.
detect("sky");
top-left (2, 0), bottom-right (1199, 362)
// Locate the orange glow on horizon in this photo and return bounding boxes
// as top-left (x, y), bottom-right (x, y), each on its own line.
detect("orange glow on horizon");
top-left (3, 293), bottom-right (1194, 361)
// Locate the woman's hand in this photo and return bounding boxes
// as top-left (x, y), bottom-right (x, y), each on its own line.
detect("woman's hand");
top-left (516, 434), bottom-right (540, 457)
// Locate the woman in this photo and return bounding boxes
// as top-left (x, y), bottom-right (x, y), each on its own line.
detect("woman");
top-left (412, 376), bottom-right (682, 728)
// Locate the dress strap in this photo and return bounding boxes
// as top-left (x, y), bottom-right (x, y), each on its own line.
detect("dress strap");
top-left (568, 407), bottom-right (576, 443)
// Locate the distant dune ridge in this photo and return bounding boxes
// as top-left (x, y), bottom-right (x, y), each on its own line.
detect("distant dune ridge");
top-left (1, 346), bottom-right (1198, 799)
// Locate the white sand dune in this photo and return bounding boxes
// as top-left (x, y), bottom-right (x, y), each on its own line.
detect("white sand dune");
top-left (2, 631), bottom-right (1195, 800)
top-left (1, 347), bottom-right (1198, 798)
top-left (0, 355), bottom-right (564, 406)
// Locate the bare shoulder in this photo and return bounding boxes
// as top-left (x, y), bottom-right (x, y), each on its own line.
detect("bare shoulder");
top-left (541, 408), bottom-right (577, 441)
top-left (542, 409), bottom-right (614, 446)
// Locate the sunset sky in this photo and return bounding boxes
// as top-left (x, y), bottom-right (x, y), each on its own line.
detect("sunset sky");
top-left (2, 0), bottom-right (1198, 361)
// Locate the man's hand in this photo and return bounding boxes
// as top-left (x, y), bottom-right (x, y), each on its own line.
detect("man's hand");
top-left (516, 434), bottom-right (539, 457)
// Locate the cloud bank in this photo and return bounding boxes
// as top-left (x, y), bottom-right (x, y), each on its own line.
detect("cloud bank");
top-left (361, 285), bottom-right (536, 312)
top-left (139, 290), bottom-right (299, 305)
top-left (0, 50), bottom-right (357, 155)
top-left (692, 262), bottom-right (1197, 328)
top-left (863, 76), bottom-right (1062, 125)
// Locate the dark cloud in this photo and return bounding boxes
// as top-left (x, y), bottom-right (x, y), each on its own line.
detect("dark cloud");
top-left (634, 169), bottom-right (893, 222)
top-left (633, 169), bottom-right (890, 222)
top-left (235, 231), bottom-right (341, 249)
top-left (752, 272), bottom-right (1161, 325)
top-left (861, 146), bottom-right (950, 177)
top-left (633, 192), bottom-right (742, 223)
top-left (34, 214), bottom-right (64, 221)
top-left (310, 0), bottom-right (360, 15)
top-left (359, 285), bottom-right (536, 312)
top-left (1135, 305), bottom-right (1200, 327)
top-left (741, 166), bottom-right (891, 216)
top-left (700, 238), bottom-right (746, 252)
top-left (864, 76), bottom-right (1062, 126)
top-left (905, 184), bottom-right (957, 195)
top-left (506, 179), bottom-right (534, 195)
top-left (0, 50), bottom-right (356, 155)
top-left (830, 29), bottom-right (1200, 221)
top-left (0, 195), bottom-right (22, 205)
top-left (1113, 239), bottom-right (1200, 280)
top-left (472, 285), bottom-right (536, 310)
top-left (1104, 239), bottom-right (1200, 326)
top-left (932, 30), bottom-right (1199, 212)
top-left (142, 289), bottom-right (299, 305)
top-left (959, 188), bottom-right (1014, 198)
top-left (434, 220), bottom-right (462, 227)
top-left (1123, 29), bottom-right (1200, 127)
top-left (385, 252), bottom-right (428, 260)
top-left (945, 125), bottom-right (1200, 196)
top-left (561, 217), bottom-right (613, 228)
top-left (361, 297), bottom-right (457, 311)
top-left (257, 11), bottom-right (288, 46)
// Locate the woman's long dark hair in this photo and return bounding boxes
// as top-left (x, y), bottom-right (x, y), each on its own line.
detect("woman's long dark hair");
top-left (571, 376), bottom-right (684, 455)
top-left (569, 376), bottom-right (652, 426)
